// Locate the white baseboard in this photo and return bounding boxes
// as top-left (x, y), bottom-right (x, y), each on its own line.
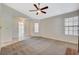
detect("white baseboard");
top-left (32, 35), bottom-right (77, 45)
top-left (0, 36), bottom-right (30, 48)
top-left (40, 36), bottom-right (78, 45)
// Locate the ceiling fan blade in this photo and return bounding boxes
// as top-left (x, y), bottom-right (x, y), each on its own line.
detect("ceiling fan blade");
top-left (34, 4), bottom-right (39, 10)
top-left (41, 11), bottom-right (46, 14)
top-left (29, 10), bottom-right (37, 12)
top-left (41, 6), bottom-right (48, 10)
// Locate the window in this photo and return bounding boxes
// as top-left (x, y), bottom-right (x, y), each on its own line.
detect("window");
top-left (34, 23), bottom-right (39, 33)
top-left (64, 16), bottom-right (78, 36)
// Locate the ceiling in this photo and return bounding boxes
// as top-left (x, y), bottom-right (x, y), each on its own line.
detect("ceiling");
top-left (4, 3), bottom-right (79, 20)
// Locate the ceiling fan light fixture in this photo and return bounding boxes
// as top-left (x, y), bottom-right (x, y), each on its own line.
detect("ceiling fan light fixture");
top-left (37, 10), bottom-right (41, 13)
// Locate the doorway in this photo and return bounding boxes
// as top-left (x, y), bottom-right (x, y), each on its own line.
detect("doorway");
top-left (18, 17), bottom-right (25, 41)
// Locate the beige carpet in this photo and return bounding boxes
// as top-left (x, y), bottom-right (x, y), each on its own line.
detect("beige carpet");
top-left (0, 37), bottom-right (78, 55)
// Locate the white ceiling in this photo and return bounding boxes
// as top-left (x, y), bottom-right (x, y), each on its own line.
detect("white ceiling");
top-left (4, 3), bottom-right (79, 20)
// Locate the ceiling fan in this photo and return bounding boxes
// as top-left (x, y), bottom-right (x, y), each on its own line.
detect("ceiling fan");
top-left (29, 3), bottom-right (48, 15)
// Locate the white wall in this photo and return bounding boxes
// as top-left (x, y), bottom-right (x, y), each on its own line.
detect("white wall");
top-left (0, 4), bottom-right (2, 48)
top-left (0, 18), bottom-right (1, 47)
top-left (0, 4), bottom-right (31, 47)
top-left (31, 10), bottom-right (79, 44)
top-left (39, 10), bottom-right (79, 44)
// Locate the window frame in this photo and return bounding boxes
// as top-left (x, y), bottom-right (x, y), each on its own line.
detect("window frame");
top-left (34, 23), bottom-right (39, 33)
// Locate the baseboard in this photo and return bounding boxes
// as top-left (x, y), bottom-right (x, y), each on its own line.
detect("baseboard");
top-left (0, 36), bottom-right (77, 48)
top-left (0, 40), bottom-right (18, 48)
top-left (32, 36), bottom-right (77, 45)
top-left (0, 36), bottom-right (30, 48)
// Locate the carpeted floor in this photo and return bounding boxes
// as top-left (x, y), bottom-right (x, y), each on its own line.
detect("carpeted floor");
top-left (0, 37), bottom-right (78, 55)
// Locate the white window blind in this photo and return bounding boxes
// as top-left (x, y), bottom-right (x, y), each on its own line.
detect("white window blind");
top-left (64, 16), bottom-right (78, 36)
